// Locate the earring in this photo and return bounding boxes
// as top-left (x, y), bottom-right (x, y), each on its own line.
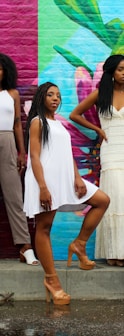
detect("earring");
top-left (112, 77), bottom-right (114, 82)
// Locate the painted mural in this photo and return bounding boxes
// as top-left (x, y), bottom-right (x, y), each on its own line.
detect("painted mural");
top-left (39, 0), bottom-right (124, 260)
top-left (0, 0), bottom-right (124, 259)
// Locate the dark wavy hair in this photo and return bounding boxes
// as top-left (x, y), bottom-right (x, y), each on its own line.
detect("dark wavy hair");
top-left (98, 54), bottom-right (124, 116)
top-left (0, 53), bottom-right (17, 89)
top-left (25, 82), bottom-right (61, 152)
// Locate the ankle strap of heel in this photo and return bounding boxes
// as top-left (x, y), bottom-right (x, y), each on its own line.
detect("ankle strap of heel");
top-left (45, 273), bottom-right (57, 277)
top-left (76, 239), bottom-right (87, 245)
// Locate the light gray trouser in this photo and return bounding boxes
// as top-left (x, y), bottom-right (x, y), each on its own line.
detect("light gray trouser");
top-left (0, 131), bottom-right (31, 245)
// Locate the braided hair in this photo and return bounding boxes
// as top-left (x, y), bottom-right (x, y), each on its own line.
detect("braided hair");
top-left (98, 54), bottom-right (124, 116)
top-left (25, 82), bottom-right (61, 152)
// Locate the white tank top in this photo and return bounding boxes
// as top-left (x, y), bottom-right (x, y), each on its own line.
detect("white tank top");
top-left (0, 90), bottom-right (15, 130)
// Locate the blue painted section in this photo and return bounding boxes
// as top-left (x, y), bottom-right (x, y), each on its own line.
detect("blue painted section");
top-left (51, 212), bottom-right (96, 261)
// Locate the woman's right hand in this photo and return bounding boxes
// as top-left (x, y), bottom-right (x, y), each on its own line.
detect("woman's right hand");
top-left (40, 186), bottom-right (52, 211)
top-left (97, 128), bottom-right (107, 143)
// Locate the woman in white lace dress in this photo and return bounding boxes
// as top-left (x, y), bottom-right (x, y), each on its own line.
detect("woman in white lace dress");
top-left (70, 54), bottom-right (124, 267)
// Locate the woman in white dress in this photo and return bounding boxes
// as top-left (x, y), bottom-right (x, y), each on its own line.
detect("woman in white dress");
top-left (70, 54), bottom-right (124, 267)
top-left (24, 82), bottom-right (109, 305)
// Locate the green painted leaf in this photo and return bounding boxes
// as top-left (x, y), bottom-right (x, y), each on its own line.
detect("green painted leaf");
top-left (111, 31), bottom-right (124, 55)
top-left (105, 19), bottom-right (124, 47)
top-left (53, 45), bottom-right (93, 76)
top-left (54, 0), bottom-right (112, 47)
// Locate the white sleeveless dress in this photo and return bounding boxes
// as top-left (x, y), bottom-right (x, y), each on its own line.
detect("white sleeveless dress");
top-left (24, 118), bottom-right (98, 218)
top-left (95, 107), bottom-right (124, 259)
top-left (0, 90), bottom-right (14, 129)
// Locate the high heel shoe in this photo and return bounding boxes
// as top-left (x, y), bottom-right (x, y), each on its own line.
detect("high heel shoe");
top-left (20, 249), bottom-right (40, 266)
top-left (67, 240), bottom-right (95, 270)
top-left (44, 274), bottom-right (71, 305)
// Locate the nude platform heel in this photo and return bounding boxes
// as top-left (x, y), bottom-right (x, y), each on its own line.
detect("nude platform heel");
top-left (44, 274), bottom-right (71, 305)
top-left (67, 240), bottom-right (96, 270)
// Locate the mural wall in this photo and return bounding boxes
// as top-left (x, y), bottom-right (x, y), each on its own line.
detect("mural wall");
top-left (0, 0), bottom-right (124, 259)
top-left (0, 0), bottom-right (38, 258)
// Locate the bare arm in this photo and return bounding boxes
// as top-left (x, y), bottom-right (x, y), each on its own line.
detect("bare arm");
top-left (10, 89), bottom-right (26, 173)
top-left (70, 89), bottom-right (107, 141)
top-left (30, 119), bottom-right (52, 210)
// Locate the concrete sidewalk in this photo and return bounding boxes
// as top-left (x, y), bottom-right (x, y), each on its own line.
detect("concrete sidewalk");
top-left (0, 259), bottom-right (124, 301)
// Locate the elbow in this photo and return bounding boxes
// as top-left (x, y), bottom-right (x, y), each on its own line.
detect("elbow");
top-left (69, 112), bottom-right (75, 121)
top-left (30, 153), bottom-right (38, 164)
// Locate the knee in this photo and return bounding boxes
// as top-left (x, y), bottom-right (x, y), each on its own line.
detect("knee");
top-left (102, 193), bottom-right (110, 210)
top-left (36, 218), bottom-right (52, 235)
top-left (36, 223), bottom-right (51, 235)
top-left (94, 190), bottom-right (110, 210)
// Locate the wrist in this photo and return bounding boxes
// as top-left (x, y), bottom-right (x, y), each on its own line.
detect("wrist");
top-left (19, 151), bottom-right (26, 156)
top-left (39, 183), bottom-right (47, 190)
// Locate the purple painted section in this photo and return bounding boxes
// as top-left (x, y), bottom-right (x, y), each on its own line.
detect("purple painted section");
top-left (0, 0), bottom-right (38, 86)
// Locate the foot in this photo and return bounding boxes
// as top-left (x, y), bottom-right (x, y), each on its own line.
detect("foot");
top-left (44, 274), bottom-right (71, 305)
top-left (20, 244), bottom-right (40, 266)
top-left (107, 259), bottom-right (124, 267)
top-left (68, 239), bottom-right (95, 270)
top-left (116, 260), bottom-right (124, 267)
top-left (45, 274), bottom-right (62, 291)
top-left (107, 259), bottom-right (116, 266)
top-left (20, 244), bottom-right (32, 253)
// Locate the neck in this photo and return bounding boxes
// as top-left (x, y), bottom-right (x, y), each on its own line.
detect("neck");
top-left (114, 83), bottom-right (124, 92)
top-left (45, 113), bottom-right (55, 119)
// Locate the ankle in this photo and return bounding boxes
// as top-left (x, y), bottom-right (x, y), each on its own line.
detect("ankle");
top-left (45, 274), bottom-right (62, 290)
top-left (76, 239), bottom-right (87, 245)
top-left (21, 244), bottom-right (32, 252)
top-left (73, 239), bottom-right (86, 256)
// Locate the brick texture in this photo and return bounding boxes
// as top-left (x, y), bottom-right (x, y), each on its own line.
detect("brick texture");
top-left (0, 0), bottom-right (38, 259)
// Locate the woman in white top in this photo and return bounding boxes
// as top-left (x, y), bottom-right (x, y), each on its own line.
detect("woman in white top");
top-left (70, 54), bottom-right (124, 267)
top-left (24, 81), bottom-right (109, 305)
top-left (0, 53), bottom-right (39, 265)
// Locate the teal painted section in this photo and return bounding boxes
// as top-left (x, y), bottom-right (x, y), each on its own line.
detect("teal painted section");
top-left (51, 212), bottom-right (96, 260)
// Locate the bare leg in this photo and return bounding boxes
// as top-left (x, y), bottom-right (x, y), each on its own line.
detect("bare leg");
top-left (35, 210), bottom-right (56, 275)
top-left (35, 210), bottom-right (70, 304)
top-left (77, 189), bottom-right (110, 241)
top-left (68, 190), bottom-right (110, 269)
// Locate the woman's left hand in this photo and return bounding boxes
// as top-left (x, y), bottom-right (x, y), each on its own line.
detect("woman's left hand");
top-left (17, 153), bottom-right (26, 174)
top-left (74, 176), bottom-right (87, 198)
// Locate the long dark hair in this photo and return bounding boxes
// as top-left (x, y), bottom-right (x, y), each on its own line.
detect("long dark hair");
top-left (25, 82), bottom-right (61, 152)
top-left (0, 53), bottom-right (17, 89)
top-left (98, 54), bottom-right (124, 116)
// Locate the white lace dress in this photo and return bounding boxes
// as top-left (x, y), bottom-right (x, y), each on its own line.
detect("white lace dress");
top-left (24, 118), bottom-right (98, 218)
top-left (95, 107), bottom-right (124, 259)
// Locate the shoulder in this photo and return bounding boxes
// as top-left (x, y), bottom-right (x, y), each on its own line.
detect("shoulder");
top-left (82, 88), bottom-right (99, 106)
top-left (8, 89), bottom-right (20, 101)
top-left (88, 89), bottom-right (99, 101)
top-left (80, 89), bottom-right (99, 105)
top-left (30, 117), bottom-right (42, 132)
